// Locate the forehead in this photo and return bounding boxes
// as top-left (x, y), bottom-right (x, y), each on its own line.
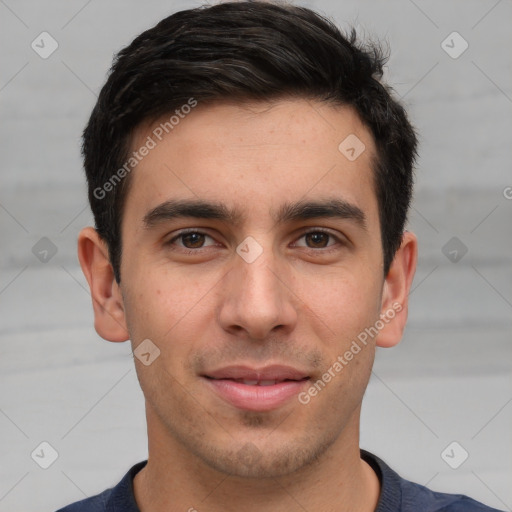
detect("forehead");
top-left (122, 98), bottom-right (379, 230)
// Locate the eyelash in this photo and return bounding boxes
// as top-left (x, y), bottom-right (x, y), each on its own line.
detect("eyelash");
top-left (166, 228), bottom-right (344, 255)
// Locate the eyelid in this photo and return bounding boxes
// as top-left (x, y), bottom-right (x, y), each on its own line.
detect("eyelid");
top-left (166, 227), bottom-right (346, 251)
top-left (166, 228), bottom-right (218, 248)
top-left (292, 227), bottom-right (345, 249)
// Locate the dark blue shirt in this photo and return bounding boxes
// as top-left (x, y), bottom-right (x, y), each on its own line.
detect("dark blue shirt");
top-left (56, 449), bottom-right (504, 511)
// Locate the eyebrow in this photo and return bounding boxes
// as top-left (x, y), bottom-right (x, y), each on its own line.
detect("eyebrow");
top-left (275, 198), bottom-right (367, 229)
top-left (142, 198), bottom-right (367, 230)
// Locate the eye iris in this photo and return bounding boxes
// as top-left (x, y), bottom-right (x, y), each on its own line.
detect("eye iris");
top-left (306, 232), bottom-right (329, 248)
top-left (182, 233), bottom-right (205, 248)
top-left (179, 233), bottom-right (331, 249)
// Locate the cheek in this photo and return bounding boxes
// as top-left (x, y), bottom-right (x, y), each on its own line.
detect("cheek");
top-left (122, 267), bottom-right (222, 387)
top-left (122, 279), bottom-right (167, 341)
top-left (295, 268), bottom-right (381, 341)
top-left (122, 263), bottom-right (208, 339)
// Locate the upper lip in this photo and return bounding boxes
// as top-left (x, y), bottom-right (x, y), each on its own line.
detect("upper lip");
top-left (203, 365), bottom-right (310, 382)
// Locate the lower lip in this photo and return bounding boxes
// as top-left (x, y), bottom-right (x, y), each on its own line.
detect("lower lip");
top-left (204, 378), bottom-right (309, 411)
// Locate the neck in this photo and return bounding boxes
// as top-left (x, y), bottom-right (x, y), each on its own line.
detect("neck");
top-left (134, 405), bottom-right (380, 512)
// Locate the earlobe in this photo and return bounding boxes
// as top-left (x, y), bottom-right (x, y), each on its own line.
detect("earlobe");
top-left (77, 227), bottom-right (130, 342)
top-left (375, 231), bottom-right (418, 348)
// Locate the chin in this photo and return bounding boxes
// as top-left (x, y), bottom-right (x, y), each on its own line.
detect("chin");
top-left (191, 433), bottom-right (335, 479)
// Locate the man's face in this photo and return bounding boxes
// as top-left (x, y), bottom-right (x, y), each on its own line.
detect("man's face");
top-left (119, 98), bottom-right (386, 478)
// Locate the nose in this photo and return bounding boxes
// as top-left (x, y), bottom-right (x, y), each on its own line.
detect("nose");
top-left (217, 245), bottom-right (298, 341)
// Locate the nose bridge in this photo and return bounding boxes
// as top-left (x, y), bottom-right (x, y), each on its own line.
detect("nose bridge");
top-left (240, 252), bottom-right (280, 306)
top-left (218, 240), bottom-right (297, 339)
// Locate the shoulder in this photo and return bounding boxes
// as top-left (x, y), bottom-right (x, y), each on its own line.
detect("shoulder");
top-left (361, 449), bottom-right (504, 512)
top-left (55, 461), bottom-right (147, 512)
top-left (55, 489), bottom-right (111, 512)
top-left (400, 478), bottom-right (504, 511)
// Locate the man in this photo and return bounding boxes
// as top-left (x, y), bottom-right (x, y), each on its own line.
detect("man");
top-left (57, 1), bottom-right (503, 511)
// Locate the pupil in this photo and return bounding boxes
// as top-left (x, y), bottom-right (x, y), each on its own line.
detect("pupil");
top-left (183, 233), bottom-right (204, 248)
top-left (307, 232), bottom-right (328, 248)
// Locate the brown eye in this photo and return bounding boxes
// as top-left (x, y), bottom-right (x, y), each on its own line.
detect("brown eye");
top-left (304, 232), bottom-right (330, 248)
top-left (294, 230), bottom-right (339, 250)
top-left (181, 232), bottom-right (206, 248)
top-left (167, 230), bottom-right (217, 250)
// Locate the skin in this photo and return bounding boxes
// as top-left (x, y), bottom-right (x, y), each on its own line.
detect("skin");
top-left (78, 98), bottom-right (417, 512)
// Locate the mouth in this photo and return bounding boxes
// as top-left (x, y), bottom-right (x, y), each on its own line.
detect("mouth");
top-left (201, 365), bottom-right (311, 411)
top-left (205, 377), bottom-right (309, 386)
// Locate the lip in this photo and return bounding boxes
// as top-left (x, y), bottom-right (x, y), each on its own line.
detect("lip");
top-left (204, 365), bottom-right (309, 381)
top-left (202, 365), bottom-right (310, 412)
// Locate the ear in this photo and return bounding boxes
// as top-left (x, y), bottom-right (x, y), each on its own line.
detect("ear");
top-left (77, 227), bottom-right (129, 342)
top-left (375, 231), bottom-right (417, 348)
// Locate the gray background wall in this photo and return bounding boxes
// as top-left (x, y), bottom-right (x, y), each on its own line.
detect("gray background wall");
top-left (1, 0), bottom-right (511, 510)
